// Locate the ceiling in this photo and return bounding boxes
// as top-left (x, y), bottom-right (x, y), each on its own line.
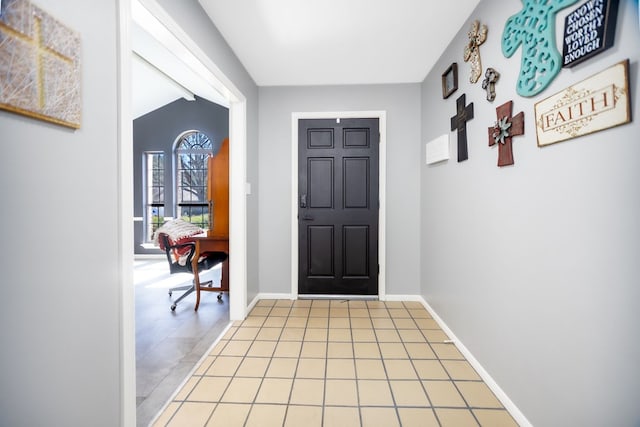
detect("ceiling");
top-left (131, 0), bottom-right (229, 118)
top-left (132, 0), bottom-right (480, 117)
top-left (198, 0), bottom-right (481, 86)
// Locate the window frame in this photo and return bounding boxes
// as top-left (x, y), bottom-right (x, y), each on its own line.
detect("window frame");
top-left (142, 151), bottom-right (165, 243)
top-left (173, 130), bottom-right (213, 231)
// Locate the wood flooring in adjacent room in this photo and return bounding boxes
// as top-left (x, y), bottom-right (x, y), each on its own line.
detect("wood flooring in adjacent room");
top-left (135, 258), bottom-right (230, 427)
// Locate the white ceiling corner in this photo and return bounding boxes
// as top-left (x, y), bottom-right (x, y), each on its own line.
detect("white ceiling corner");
top-left (131, 0), bottom-right (481, 116)
top-left (197, 0), bottom-right (481, 86)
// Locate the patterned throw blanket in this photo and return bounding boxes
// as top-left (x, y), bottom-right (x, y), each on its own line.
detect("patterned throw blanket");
top-left (153, 219), bottom-right (204, 265)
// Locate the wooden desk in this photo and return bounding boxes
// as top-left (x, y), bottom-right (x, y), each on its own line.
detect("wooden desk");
top-left (191, 234), bottom-right (229, 311)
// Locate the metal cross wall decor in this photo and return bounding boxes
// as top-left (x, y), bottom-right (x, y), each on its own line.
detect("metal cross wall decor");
top-left (464, 20), bottom-right (488, 84)
top-left (488, 101), bottom-right (524, 167)
top-left (502, 0), bottom-right (579, 97)
top-left (450, 94), bottom-right (474, 162)
top-left (481, 68), bottom-right (500, 102)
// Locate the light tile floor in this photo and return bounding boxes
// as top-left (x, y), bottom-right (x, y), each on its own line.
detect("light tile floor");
top-left (151, 299), bottom-right (519, 427)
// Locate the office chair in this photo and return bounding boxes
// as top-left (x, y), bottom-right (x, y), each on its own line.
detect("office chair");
top-left (158, 232), bottom-right (228, 311)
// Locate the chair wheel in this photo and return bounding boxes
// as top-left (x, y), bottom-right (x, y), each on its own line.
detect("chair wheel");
top-left (217, 294), bottom-right (223, 301)
top-left (171, 304), bottom-right (176, 311)
top-left (168, 290), bottom-right (172, 296)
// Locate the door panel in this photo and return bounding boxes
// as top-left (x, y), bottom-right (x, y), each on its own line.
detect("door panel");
top-left (308, 158), bottom-right (334, 208)
top-left (343, 158), bottom-right (369, 208)
top-left (344, 128), bottom-right (369, 147)
top-left (309, 128), bottom-right (334, 148)
top-left (343, 225), bottom-right (369, 277)
top-left (298, 118), bottom-right (379, 295)
top-left (308, 226), bottom-right (334, 277)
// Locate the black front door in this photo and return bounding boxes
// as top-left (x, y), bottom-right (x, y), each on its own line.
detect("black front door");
top-left (298, 118), bottom-right (379, 295)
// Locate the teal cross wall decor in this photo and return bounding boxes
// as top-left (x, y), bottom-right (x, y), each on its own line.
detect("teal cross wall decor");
top-left (502, 0), bottom-right (579, 97)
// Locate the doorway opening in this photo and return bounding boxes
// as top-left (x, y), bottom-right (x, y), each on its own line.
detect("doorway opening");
top-left (119, 0), bottom-right (248, 424)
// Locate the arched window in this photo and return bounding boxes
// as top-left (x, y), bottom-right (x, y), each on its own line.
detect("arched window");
top-left (174, 130), bottom-right (213, 230)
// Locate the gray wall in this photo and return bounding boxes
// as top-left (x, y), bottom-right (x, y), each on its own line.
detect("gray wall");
top-left (0, 0), bottom-right (260, 425)
top-left (0, 1), bottom-right (121, 425)
top-left (420, 1), bottom-right (640, 426)
top-left (258, 84), bottom-right (422, 296)
top-left (132, 97), bottom-right (229, 254)
top-left (158, 0), bottom-right (261, 303)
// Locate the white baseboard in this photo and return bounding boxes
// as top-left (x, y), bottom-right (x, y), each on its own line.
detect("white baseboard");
top-left (247, 294), bottom-right (261, 314)
top-left (382, 294), bottom-right (423, 302)
top-left (255, 293), bottom-right (294, 301)
top-left (417, 296), bottom-right (532, 427)
top-left (247, 293), bottom-right (294, 313)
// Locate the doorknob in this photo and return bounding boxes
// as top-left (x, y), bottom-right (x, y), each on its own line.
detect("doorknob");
top-left (302, 213), bottom-right (314, 221)
top-left (300, 194), bottom-right (307, 208)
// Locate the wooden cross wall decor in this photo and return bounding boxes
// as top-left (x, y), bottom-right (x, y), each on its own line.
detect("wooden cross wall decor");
top-left (450, 94), bottom-right (474, 162)
top-left (464, 20), bottom-right (488, 83)
top-left (488, 101), bottom-right (524, 167)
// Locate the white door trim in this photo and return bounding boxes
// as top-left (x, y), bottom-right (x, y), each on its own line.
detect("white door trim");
top-left (291, 111), bottom-right (387, 300)
top-left (119, 1), bottom-right (249, 424)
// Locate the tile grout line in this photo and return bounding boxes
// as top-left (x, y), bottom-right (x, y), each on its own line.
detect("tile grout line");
top-left (158, 299), bottom-right (518, 427)
top-left (249, 301), bottom-right (293, 426)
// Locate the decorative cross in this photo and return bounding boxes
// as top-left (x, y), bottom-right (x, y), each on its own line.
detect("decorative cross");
top-left (32, 14), bottom-right (75, 108)
top-left (34, 17), bottom-right (47, 109)
top-left (450, 94), bottom-right (474, 162)
top-left (481, 68), bottom-right (500, 102)
top-left (488, 101), bottom-right (524, 167)
top-left (502, 0), bottom-right (579, 97)
top-left (0, 3), bottom-right (81, 127)
top-left (463, 20), bottom-right (488, 84)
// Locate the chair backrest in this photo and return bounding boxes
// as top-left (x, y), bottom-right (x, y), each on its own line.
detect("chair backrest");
top-left (158, 229), bottom-right (227, 275)
top-left (158, 233), bottom-right (194, 274)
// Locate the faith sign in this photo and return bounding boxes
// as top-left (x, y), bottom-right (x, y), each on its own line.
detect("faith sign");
top-left (534, 60), bottom-right (630, 147)
top-left (562, 0), bottom-right (619, 67)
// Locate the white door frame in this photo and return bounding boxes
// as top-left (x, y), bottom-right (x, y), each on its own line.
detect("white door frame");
top-left (291, 111), bottom-right (387, 300)
top-left (118, 0), bottom-right (248, 424)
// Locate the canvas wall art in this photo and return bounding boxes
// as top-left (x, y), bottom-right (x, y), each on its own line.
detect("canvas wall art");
top-left (426, 134), bottom-right (450, 165)
top-left (0, 0), bottom-right (81, 129)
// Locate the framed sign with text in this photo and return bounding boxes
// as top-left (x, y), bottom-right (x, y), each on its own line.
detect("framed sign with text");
top-left (562, 0), bottom-right (619, 67)
top-left (534, 59), bottom-right (630, 147)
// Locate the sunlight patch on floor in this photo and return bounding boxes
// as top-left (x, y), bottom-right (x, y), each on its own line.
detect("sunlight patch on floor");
top-left (134, 259), bottom-right (221, 289)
